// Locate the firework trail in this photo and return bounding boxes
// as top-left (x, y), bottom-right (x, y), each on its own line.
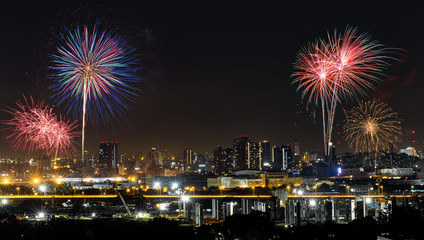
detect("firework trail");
top-left (293, 27), bottom-right (393, 155)
top-left (50, 23), bottom-right (139, 162)
top-left (344, 99), bottom-right (402, 170)
top-left (4, 96), bottom-right (78, 158)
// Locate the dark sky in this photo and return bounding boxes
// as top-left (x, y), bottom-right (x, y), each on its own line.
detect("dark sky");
top-left (0, 1), bottom-right (423, 158)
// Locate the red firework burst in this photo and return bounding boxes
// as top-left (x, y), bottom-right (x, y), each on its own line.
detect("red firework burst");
top-left (3, 96), bottom-right (78, 158)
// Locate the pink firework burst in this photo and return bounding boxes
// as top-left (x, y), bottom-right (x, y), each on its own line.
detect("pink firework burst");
top-left (292, 27), bottom-right (395, 155)
top-left (47, 117), bottom-right (78, 158)
top-left (327, 27), bottom-right (390, 100)
top-left (3, 96), bottom-right (78, 158)
top-left (292, 39), bottom-right (337, 105)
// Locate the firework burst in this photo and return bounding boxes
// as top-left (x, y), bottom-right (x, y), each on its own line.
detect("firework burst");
top-left (344, 99), bottom-right (402, 154)
top-left (3, 96), bottom-right (78, 158)
top-left (50, 23), bottom-right (139, 162)
top-left (292, 27), bottom-right (394, 155)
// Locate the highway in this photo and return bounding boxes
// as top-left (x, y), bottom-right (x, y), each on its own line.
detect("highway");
top-left (0, 194), bottom-right (413, 199)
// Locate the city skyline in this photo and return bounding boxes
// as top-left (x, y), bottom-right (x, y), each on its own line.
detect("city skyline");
top-left (0, 1), bottom-right (423, 158)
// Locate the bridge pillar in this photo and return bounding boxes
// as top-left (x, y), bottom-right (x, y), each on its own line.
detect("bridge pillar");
top-left (241, 198), bottom-right (249, 215)
top-left (253, 201), bottom-right (266, 212)
top-left (350, 199), bottom-right (356, 221)
top-left (285, 200), bottom-right (295, 225)
top-left (212, 199), bottom-right (219, 219)
top-left (325, 200), bottom-right (332, 222)
top-left (195, 203), bottom-right (204, 226)
top-left (183, 201), bottom-right (188, 220)
top-left (223, 202), bottom-right (236, 221)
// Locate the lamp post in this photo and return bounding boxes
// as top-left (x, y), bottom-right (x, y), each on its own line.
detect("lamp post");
top-left (16, 187), bottom-right (20, 195)
top-left (39, 185), bottom-right (47, 196)
top-left (154, 182), bottom-right (161, 195)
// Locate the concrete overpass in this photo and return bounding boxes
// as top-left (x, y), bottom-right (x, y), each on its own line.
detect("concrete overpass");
top-left (0, 194), bottom-right (413, 199)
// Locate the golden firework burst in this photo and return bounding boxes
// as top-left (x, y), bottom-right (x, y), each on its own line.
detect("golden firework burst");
top-left (344, 99), bottom-right (402, 153)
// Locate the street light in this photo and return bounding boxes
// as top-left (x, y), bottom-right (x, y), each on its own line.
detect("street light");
top-left (154, 182), bottom-right (161, 195)
top-left (219, 186), bottom-right (224, 195)
top-left (1, 199), bottom-right (7, 205)
top-left (181, 195), bottom-right (190, 202)
top-left (39, 185), bottom-right (47, 196)
top-left (346, 186), bottom-right (350, 195)
top-left (56, 178), bottom-right (63, 185)
top-left (252, 186), bottom-right (255, 196)
top-left (16, 187), bottom-right (20, 195)
top-left (309, 199), bottom-right (316, 207)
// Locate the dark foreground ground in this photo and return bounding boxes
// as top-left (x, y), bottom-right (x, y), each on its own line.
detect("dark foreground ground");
top-left (0, 206), bottom-right (422, 240)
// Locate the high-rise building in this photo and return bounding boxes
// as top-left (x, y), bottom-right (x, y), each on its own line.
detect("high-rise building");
top-left (88, 155), bottom-right (98, 168)
top-left (99, 141), bottom-right (118, 175)
top-left (273, 145), bottom-right (292, 171)
top-left (233, 135), bottom-right (249, 170)
top-left (184, 148), bottom-right (193, 166)
top-left (290, 140), bottom-right (300, 156)
top-left (214, 146), bottom-right (234, 174)
top-left (148, 147), bottom-right (162, 166)
top-left (37, 155), bottom-right (51, 171)
top-left (260, 140), bottom-right (272, 169)
top-left (248, 142), bottom-right (261, 170)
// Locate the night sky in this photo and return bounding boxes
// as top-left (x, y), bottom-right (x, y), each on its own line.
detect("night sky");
top-left (0, 1), bottom-right (423, 158)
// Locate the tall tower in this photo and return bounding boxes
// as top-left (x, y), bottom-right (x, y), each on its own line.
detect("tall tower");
top-left (184, 148), bottom-right (193, 169)
top-left (233, 135), bottom-right (249, 170)
top-left (260, 140), bottom-right (272, 169)
top-left (273, 145), bottom-right (292, 171)
top-left (148, 147), bottom-right (162, 166)
top-left (290, 140), bottom-right (300, 156)
top-left (248, 142), bottom-right (261, 170)
top-left (99, 141), bottom-right (118, 176)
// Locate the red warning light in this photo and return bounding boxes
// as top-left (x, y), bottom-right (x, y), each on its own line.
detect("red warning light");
top-left (412, 130), bottom-right (415, 134)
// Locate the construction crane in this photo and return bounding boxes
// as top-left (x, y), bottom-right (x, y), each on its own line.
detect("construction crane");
top-left (118, 192), bottom-right (132, 216)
